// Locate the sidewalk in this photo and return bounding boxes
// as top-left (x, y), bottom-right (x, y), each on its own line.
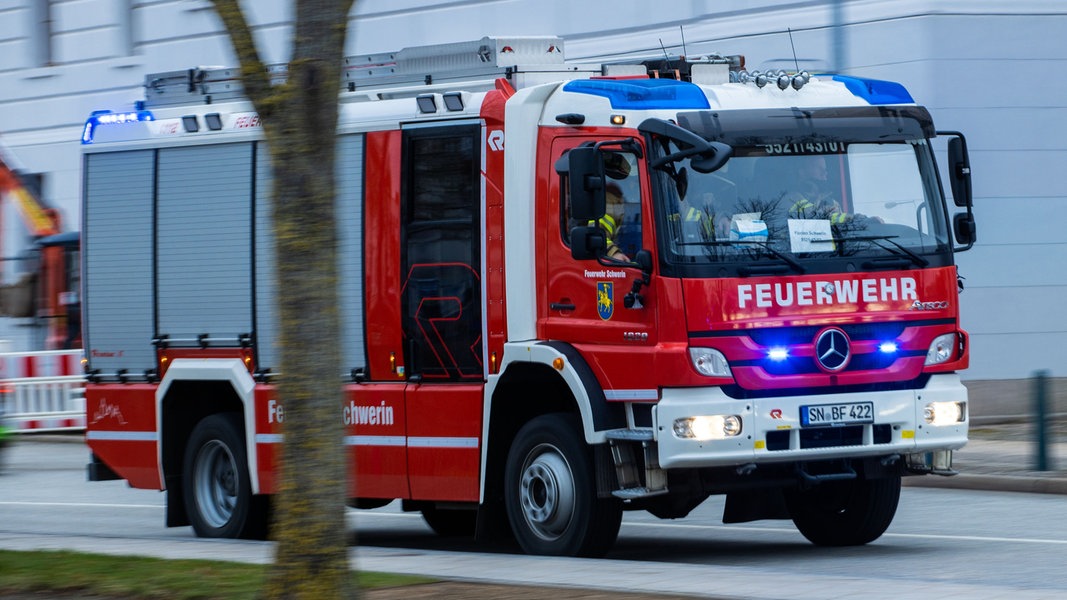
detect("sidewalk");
top-left (4, 424), bottom-right (1066, 599)
top-left (905, 419), bottom-right (1067, 494)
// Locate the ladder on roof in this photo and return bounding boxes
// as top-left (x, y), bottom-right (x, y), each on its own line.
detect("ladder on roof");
top-left (142, 36), bottom-right (571, 108)
top-left (141, 35), bottom-right (744, 108)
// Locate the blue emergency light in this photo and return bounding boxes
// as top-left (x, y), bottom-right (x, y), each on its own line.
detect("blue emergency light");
top-left (563, 78), bottom-right (711, 110)
top-left (81, 109), bottom-right (155, 144)
top-left (832, 75), bottom-right (914, 105)
top-left (767, 347), bottom-right (790, 361)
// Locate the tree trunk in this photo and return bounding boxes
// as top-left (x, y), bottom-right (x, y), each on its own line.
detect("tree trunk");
top-left (209, 1), bottom-right (358, 599)
top-left (265, 82), bottom-right (352, 599)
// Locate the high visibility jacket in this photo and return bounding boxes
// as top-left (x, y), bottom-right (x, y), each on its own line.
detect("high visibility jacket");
top-left (598, 214), bottom-right (623, 256)
top-left (684, 206), bottom-right (715, 239)
top-left (790, 197), bottom-right (849, 224)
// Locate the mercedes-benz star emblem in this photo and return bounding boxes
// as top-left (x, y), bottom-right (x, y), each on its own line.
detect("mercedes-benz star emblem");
top-left (815, 328), bottom-right (851, 372)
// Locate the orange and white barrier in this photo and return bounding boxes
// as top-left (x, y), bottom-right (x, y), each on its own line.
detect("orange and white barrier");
top-left (0, 350), bottom-right (86, 433)
top-left (0, 349), bottom-right (82, 379)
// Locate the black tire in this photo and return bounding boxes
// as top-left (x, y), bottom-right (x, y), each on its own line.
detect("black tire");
top-left (786, 474), bottom-right (901, 546)
top-left (504, 413), bottom-right (622, 557)
top-left (422, 507), bottom-right (477, 537)
top-left (182, 413), bottom-right (268, 539)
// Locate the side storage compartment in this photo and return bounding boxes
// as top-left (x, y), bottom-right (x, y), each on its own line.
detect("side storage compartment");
top-left (83, 142), bottom-right (261, 377)
top-left (156, 143), bottom-right (254, 347)
top-left (83, 150), bottom-right (156, 377)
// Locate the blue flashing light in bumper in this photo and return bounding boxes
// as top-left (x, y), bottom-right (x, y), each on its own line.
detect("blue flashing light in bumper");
top-left (563, 78), bottom-right (711, 110)
top-left (832, 75), bottom-right (914, 105)
top-left (767, 347), bottom-right (789, 361)
top-left (82, 109), bottom-right (155, 144)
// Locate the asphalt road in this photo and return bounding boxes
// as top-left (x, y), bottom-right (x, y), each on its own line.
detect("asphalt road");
top-left (3, 438), bottom-right (1067, 599)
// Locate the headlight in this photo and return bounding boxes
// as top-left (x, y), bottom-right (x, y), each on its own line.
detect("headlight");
top-left (673, 415), bottom-right (743, 440)
top-left (924, 401), bottom-right (966, 425)
top-left (689, 347), bottom-right (732, 377)
top-left (924, 333), bottom-right (957, 366)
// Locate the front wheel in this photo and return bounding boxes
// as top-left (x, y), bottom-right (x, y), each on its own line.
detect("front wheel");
top-left (504, 413), bottom-right (622, 557)
top-left (786, 474), bottom-right (901, 546)
top-left (182, 413), bottom-right (268, 539)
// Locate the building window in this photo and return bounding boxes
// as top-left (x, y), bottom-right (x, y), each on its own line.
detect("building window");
top-left (118, 0), bottom-right (135, 56)
top-left (31, 0), bottom-right (53, 67)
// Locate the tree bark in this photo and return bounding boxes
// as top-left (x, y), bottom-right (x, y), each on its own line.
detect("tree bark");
top-left (209, 1), bottom-right (357, 598)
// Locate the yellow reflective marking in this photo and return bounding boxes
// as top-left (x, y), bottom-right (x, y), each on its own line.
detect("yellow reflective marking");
top-left (754, 440), bottom-right (766, 449)
top-left (902, 430), bottom-right (915, 439)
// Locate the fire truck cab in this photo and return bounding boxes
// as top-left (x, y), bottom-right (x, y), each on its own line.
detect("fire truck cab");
top-left (82, 37), bottom-right (975, 556)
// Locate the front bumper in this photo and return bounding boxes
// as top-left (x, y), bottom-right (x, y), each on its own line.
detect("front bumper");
top-left (653, 373), bottom-right (968, 469)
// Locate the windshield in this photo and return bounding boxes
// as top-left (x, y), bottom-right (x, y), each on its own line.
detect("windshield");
top-left (654, 107), bottom-right (952, 275)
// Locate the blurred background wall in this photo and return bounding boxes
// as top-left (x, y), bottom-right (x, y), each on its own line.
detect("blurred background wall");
top-left (0, 1), bottom-right (1063, 414)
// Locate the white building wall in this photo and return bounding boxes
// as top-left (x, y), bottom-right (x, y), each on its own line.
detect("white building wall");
top-left (0, 0), bottom-right (1063, 381)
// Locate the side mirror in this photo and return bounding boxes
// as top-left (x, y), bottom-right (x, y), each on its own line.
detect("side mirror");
top-left (939, 130), bottom-right (976, 252)
top-left (570, 225), bottom-right (606, 260)
top-left (942, 133), bottom-right (972, 208)
top-left (565, 147), bottom-right (606, 222)
top-left (689, 142), bottom-right (733, 174)
top-left (638, 118), bottom-right (733, 173)
top-left (953, 212), bottom-right (976, 248)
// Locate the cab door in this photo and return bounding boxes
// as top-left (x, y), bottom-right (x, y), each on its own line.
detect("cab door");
top-left (539, 136), bottom-right (658, 391)
top-left (399, 122), bottom-right (484, 501)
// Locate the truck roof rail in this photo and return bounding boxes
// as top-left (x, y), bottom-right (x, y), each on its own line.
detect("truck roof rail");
top-left (143, 36), bottom-right (570, 108)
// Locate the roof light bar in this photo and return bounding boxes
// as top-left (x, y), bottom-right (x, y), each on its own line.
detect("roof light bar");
top-left (81, 109), bottom-right (155, 144)
top-left (832, 75), bottom-right (914, 105)
top-left (563, 79), bottom-right (710, 110)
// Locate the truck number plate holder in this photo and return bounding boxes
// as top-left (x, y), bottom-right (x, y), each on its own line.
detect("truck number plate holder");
top-left (800, 401), bottom-right (874, 427)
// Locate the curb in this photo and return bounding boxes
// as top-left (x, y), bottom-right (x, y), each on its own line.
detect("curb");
top-left (905, 473), bottom-right (1067, 495)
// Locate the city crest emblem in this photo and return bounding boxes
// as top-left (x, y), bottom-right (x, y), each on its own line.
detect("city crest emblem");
top-left (597, 281), bottom-right (614, 320)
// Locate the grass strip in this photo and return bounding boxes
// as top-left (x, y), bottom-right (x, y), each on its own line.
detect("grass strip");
top-left (0, 550), bottom-right (433, 599)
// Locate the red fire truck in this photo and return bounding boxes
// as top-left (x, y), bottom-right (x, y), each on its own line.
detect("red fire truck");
top-left (83, 37), bottom-right (975, 556)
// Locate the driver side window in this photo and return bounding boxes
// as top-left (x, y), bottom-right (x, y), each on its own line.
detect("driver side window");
top-left (560, 146), bottom-right (642, 261)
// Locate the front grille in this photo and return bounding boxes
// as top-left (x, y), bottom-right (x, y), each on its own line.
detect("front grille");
top-left (758, 351), bottom-right (905, 376)
top-left (746, 323), bottom-right (906, 346)
top-left (765, 423), bottom-right (893, 451)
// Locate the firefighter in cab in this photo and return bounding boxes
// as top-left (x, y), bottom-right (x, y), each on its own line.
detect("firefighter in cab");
top-left (789, 154), bottom-right (847, 223)
top-left (600, 182), bottom-right (628, 261)
top-left (598, 151), bottom-right (640, 261)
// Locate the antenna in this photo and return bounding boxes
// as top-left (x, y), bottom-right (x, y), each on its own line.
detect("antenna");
top-left (658, 38), bottom-right (671, 63)
top-left (787, 27), bottom-right (800, 72)
top-left (679, 26), bottom-right (688, 58)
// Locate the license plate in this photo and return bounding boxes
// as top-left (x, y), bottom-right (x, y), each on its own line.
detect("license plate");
top-left (800, 402), bottom-right (874, 427)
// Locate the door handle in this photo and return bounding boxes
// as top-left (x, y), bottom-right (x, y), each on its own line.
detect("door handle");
top-left (550, 302), bottom-right (577, 311)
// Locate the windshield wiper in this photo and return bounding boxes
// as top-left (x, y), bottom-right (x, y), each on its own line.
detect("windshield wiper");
top-left (815, 234), bottom-right (929, 268)
top-left (678, 239), bottom-right (805, 273)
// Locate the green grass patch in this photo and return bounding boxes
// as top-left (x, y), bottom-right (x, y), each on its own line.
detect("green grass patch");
top-left (0, 550), bottom-right (435, 599)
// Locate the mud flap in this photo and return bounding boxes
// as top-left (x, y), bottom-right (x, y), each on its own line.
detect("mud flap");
top-left (723, 488), bottom-right (790, 524)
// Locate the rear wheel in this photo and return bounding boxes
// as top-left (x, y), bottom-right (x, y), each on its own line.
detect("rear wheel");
top-left (504, 413), bottom-right (622, 557)
top-left (786, 475), bottom-right (901, 546)
top-left (182, 413), bottom-right (268, 539)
